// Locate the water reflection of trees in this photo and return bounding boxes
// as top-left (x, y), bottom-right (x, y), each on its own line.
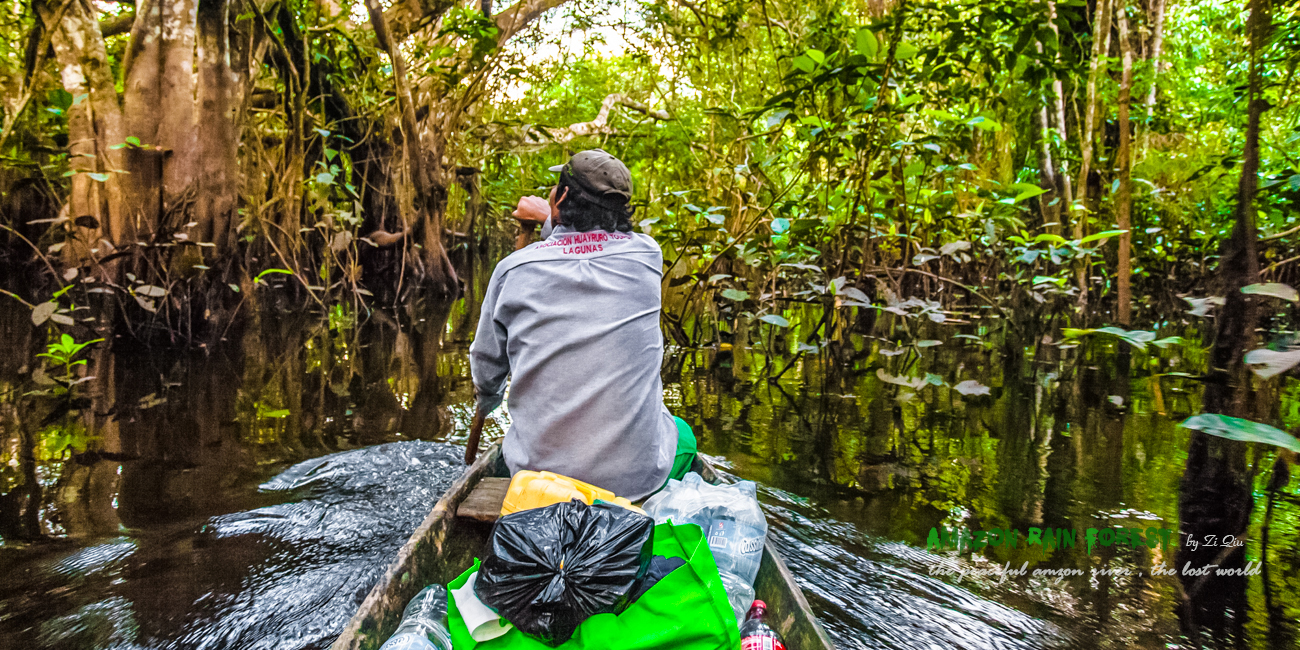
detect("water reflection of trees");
top-left (0, 294), bottom-right (469, 545)
top-left (670, 319), bottom-right (1295, 647)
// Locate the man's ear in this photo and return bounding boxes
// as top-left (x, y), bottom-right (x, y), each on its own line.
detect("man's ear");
top-left (552, 187), bottom-right (569, 223)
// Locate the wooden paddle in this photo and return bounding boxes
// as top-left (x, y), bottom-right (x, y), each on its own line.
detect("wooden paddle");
top-left (465, 411), bottom-right (486, 465)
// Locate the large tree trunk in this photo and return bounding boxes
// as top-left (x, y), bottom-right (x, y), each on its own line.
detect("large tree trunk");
top-left (122, 0), bottom-right (200, 247)
top-left (1115, 1), bottom-right (1134, 326)
top-left (38, 0), bottom-right (127, 258)
top-left (119, 0), bottom-right (243, 266)
top-left (195, 0), bottom-right (239, 254)
top-left (1075, 0), bottom-right (1112, 306)
top-left (1176, 0), bottom-right (1270, 638)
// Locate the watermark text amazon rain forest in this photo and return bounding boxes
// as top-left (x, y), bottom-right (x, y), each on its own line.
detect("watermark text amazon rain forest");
top-left (925, 526), bottom-right (1258, 583)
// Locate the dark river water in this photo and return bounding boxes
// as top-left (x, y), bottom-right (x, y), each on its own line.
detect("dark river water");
top-left (1, 264), bottom-right (1298, 649)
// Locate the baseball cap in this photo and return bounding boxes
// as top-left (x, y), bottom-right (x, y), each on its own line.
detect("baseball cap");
top-left (549, 149), bottom-right (632, 210)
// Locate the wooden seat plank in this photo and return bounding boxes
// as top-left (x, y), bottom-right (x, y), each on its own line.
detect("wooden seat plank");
top-left (456, 477), bottom-right (511, 522)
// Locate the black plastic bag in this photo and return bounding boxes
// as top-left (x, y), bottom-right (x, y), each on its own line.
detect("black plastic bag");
top-left (474, 500), bottom-right (655, 646)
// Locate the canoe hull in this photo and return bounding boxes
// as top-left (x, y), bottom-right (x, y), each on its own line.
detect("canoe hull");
top-left (331, 444), bottom-right (503, 650)
top-left (333, 444), bottom-right (835, 649)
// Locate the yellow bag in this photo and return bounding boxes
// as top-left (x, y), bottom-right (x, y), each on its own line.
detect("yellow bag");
top-left (501, 471), bottom-right (643, 516)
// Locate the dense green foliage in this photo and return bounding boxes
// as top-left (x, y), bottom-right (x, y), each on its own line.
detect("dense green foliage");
top-left (478, 0), bottom-right (1299, 344)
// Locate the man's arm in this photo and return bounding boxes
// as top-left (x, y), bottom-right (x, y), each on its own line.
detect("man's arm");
top-left (512, 195), bottom-right (550, 250)
top-left (469, 272), bottom-right (510, 417)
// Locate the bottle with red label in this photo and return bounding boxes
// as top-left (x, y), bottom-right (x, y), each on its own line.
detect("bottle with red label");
top-left (740, 600), bottom-right (787, 650)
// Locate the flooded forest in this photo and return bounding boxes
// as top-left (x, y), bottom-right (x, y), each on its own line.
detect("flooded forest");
top-left (1, 0), bottom-right (1299, 648)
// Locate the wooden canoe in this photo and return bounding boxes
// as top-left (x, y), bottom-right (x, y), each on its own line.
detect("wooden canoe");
top-left (332, 443), bottom-right (836, 650)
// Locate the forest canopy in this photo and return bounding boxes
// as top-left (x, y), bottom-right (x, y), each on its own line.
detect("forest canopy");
top-left (0, 0), bottom-right (1295, 344)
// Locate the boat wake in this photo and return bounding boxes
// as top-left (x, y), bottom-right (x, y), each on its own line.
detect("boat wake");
top-left (3, 442), bottom-right (464, 650)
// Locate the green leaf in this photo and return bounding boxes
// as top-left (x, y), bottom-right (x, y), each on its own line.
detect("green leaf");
top-left (315, 172), bottom-right (336, 185)
top-left (940, 241), bottom-right (971, 255)
top-left (792, 55), bottom-right (815, 73)
top-left (804, 49), bottom-right (825, 65)
top-left (1077, 229), bottom-right (1127, 245)
top-left (1244, 348), bottom-right (1300, 379)
top-left (953, 380), bottom-right (991, 396)
top-left (1061, 326), bottom-right (1156, 350)
top-left (1241, 282), bottom-right (1298, 302)
top-left (49, 88), bottom-right (73, 110)
top-left (966, 116), bottom-right (1002, 131)
top-left (1012, 183), bottom-right (1048, 203)
top-left (87, 172), bottom-right (110, 182)
top-left (876, 368), bottom-right (926, 390)
top-left (255, 268), bottom-right (294, 282)
top-left (1179, 413), bottom-right (1300, 453)
top-left (721, 288), bottom-right (749, 301)
top-left (771, 217), bottom-right (790, 234)
top-left (31, 301), bottom-right (57, 326)
top-left (915, 340), bottom-right (942, 348)
top-left (263, 409), bottom-right (291, 419)
top-left (895, 42), bottom-right (919, 59)
top-left (855, 28), bottom-right (879, 60)
top-left (841, 287), bottom-right (870, 303)
top-left (758, 314), bottom-right (790, 327)
top-left (922, 108), bottom-right (960, 122)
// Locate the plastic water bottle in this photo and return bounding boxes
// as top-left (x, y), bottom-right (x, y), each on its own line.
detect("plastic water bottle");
top-left (379, 585), bottom-right (453, 650)
top-left (703, 505), bottom-right (767, 585)
top-left (719, 571), bottom-right (756, 622)
top-left (740, 600), bottom-right (787, 650)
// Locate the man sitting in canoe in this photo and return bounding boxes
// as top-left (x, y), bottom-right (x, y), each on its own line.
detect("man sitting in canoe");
top-left (468, 149), bottom-right (696, 501)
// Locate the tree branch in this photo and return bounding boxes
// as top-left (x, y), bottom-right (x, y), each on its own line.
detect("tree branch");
top-left (382, 0), bottom-right (569, 60)
top-left (528, 94), bottom-right (672, 145)
top-left (99, 8), bottom-right (135, 37)
top-left (494, 0), bottom-right (570, 44)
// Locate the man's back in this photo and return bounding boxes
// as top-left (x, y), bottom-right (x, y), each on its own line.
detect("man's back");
top-left (469, 226), bottom-right (676, 500)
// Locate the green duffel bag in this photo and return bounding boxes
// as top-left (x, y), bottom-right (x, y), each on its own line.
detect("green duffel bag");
top-left (446, 522), bottom-right (741, 650)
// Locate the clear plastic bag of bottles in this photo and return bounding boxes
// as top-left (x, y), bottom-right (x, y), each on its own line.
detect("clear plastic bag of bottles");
top-left (643, 472), bottom-right (768, 621)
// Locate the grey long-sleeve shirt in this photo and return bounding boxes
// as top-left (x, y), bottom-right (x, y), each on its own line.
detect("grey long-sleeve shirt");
top-left (469, 225), bottom-right (677, 500)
